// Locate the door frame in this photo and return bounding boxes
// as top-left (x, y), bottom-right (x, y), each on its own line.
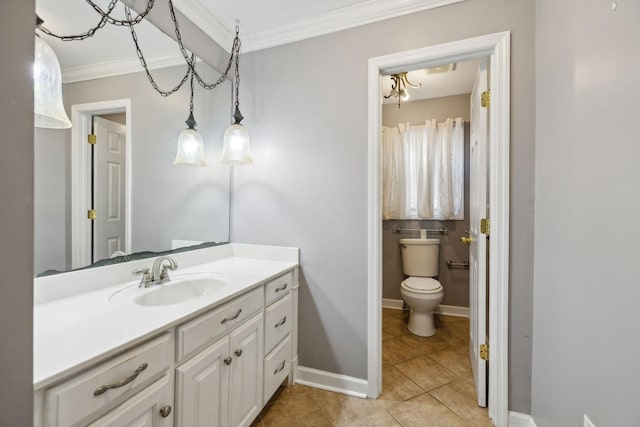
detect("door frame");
top-left (367, 32), bottom-right (510, 425)
top-left (71, 99), bottom-right (132, 268)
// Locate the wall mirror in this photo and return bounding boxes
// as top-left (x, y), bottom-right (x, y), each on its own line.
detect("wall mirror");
top-left (34, 0), bottom-right (232, 276)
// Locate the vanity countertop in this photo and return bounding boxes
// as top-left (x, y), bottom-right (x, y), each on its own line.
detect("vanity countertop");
top-left (34, 246), bottom-right (298, 391)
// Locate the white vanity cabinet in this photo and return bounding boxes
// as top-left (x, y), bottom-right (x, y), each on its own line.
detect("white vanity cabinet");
top-left (35, 265), bottom-right (298, 427)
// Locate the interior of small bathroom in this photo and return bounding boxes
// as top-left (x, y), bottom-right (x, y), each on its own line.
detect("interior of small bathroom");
top-left (381, 60), bottom-right (477, 335)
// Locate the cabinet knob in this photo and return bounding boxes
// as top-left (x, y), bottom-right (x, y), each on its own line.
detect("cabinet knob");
top-left (224, 356), bottom-right (233, 365)
top-left (159, 405), bottom-right (172, 418)
top-left (234, 349), bottom-right (243, 357)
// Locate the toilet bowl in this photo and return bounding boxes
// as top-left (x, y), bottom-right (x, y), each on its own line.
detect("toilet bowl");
top-left (399, 238), bottom-right (443, 337)
top-left (400, 277), bottom-right (443, 337)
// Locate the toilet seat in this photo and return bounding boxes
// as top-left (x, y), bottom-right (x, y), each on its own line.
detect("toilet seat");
top-left (401, 277), bottom-right (442, 294)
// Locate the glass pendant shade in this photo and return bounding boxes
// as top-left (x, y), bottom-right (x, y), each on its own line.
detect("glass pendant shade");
top-left (34, 35), bottom-right (71, 129)
top-left (220, 123), bottom-right (252, 165)
top-left (174, 128), bottom-right (206, 166)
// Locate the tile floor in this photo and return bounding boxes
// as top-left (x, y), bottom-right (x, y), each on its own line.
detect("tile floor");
top-left (251, 308), bottom-right (492, 426)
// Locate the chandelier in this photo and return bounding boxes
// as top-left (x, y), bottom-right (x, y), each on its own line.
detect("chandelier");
top-left (384, 72), bottom-right (421, 108)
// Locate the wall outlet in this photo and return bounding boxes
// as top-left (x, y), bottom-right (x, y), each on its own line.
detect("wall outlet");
top-left (584, 414), bottom-right (596, 427)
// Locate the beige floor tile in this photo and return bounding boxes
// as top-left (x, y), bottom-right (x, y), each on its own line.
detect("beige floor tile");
top-left (380, 366), bottom-right (425, 402)
top-left (428, 347), bottom-right (472, 377)
top-left (307, 387), bottom-right (396, 425)
top-left (387, 393), bottom-right (471, 427)
top-left (382, 336), bottom-right (424, 365)
top-left (395, 355), bottom-right (461, 391)
top-left (430, 377), bottom-right (493, 427)
top-left (260, 385), bottom-right (332, 427)
top-left (333, 409), bottom-right (402, 427)
top-left (382, 312), bottom-right (411, 339)
top-left (398, 331), bottom-right (456, 355)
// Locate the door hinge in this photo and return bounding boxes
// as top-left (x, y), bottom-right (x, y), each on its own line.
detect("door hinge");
top-left (88, 134), bottom-right (97, 145)
top-left (480, 218), bottom-right (490, 236)
top-left (480, 344), bottom-right (489, 361)
top-left (87, 209), bottom-right (97, 220)
top-left (481, 90), bottom-right (490, 108)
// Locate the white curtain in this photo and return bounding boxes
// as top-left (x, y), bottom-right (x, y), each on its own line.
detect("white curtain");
top-left (382, 117), bottom-right (464, 220)
top-left (381, 126), bottom-right (405, 219)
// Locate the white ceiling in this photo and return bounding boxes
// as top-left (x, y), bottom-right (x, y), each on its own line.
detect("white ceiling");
top-left (36, 0), bottom-right (466, 83)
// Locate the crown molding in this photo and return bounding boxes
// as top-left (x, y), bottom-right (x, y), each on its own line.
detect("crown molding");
top-left (174, 0), bottom-right (466, 53)
top-left (62, 54), bottom-right (188, 84)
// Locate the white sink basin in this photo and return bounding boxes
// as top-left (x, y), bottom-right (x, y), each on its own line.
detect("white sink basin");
top-left (110, 273), bottom-right (228, 307)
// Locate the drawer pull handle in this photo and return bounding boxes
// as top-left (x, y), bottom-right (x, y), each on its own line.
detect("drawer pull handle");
top-left (273, 360), bottom-right (286, 375)
top-left (275, 316), bottom-right (287, 328)
top-left (275, 283), bottom-right (288, 293)
top-left (224, 357), bottom-right (233, 365)
top-left (93, 363), bottom-right (148, 396)
top-left (235, 349), bottom-right (243, 357)
top-left (159, 405), bottom-right (172, 418)
top-left (221, 309), bottom-right (242, 324)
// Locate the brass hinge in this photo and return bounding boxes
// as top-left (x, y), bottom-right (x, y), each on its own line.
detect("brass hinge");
top-left (480, 218), bottom-right (490, 236)
top-left (481, 90), bottom-right (490, 108)
top-left (87, 209), bottom-right (97, 220)
top-left (88, 134), bottom-right (97, 145)
top-left (480, 344), bottom-right (489, 361)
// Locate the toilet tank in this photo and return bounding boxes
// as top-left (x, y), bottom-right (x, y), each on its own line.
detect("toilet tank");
top-left (399, 238), bottom-right (440, 277)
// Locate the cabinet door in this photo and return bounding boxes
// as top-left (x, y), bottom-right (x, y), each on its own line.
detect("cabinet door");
top-left (229, 313), bottom-right (264, 427)
top-left (88, 375), bottom-right (173, 427)
top-left (176, 336), bottom-right (230, 427)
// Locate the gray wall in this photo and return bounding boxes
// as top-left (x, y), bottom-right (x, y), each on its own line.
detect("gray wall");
top-left (382, 93), bottom-right (471, 126)
top-left (34, 63), bottom-right (232, 273)
top-left (382, 95), bottom-right (470, 306)
top-left (34, 128), bottom-right (67, 273)
top-left (0, 0), bottom-right (34, 425)
top-left (532, 0), bottom-right (640, 425)
top-left (231, 0), bottom-right (535, 411)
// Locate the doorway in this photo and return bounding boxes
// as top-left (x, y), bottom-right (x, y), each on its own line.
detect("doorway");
top-left (71, 99), bottom-right (132, 269)
top-left (367, 32), bottom-right (511, 426)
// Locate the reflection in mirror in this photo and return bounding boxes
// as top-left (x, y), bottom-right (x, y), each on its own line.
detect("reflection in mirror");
top-left (34, 0), bottom-right (231, 276)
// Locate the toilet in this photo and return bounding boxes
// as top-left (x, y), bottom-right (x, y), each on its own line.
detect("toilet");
top-left (399, 238), bottom-right (444, 337)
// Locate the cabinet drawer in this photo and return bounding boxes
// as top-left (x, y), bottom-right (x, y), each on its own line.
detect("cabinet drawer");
top-left (264, 293), bottom-right (292, 355)
top-left (45, 333), bottom-right (172, 427)
top-left (177, 287), bottom-right (263, 362)
top-left (87, 374), bottom-right (173, 426)
top-left (265, 272), bottom-right (293, 306)
top-left (264, 336), bottom-right (291, 403)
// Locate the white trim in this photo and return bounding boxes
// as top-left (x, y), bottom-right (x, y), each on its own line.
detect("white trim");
top-left (382, 298), bottom-right (405, 310)
top-left (382, 299), bottom-right (470, 317)
top-left (295, 366), bottom-right (368, 399)
top-left (71, 100), bottom-right (132, 269)
top-left (509, 411), bottom-right (537, 427)
top-left (368, 31), bottom-right (511, 427)
top-left (62, 54), bottom-right (187, 84)
top-left (434, 304), bottom-right (470, 318)
top-left (174, 0), bottom-right (466, 53)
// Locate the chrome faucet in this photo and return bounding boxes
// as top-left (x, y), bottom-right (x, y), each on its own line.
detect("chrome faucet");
top-left (133, 256), bottom-right (178, 288)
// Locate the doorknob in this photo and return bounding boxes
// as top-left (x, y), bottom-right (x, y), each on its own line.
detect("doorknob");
top-left (460, 236), bottom-right (472, 245)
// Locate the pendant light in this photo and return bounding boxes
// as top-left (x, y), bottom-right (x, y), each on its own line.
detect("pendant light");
top-left (174, 65), bottom-right (206, 166)
top-left (34, 17), bottom-right (72, 129)
top-left (220, 27), bottom-right (252, 165)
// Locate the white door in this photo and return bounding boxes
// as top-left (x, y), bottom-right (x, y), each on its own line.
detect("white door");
top-left (93, 116), bottom-right (127, 261)
top-left (469, 60), bottom-right (489, 407)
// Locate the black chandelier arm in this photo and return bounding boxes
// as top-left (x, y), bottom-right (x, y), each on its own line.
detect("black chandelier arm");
top-left (87, 0), bottom-right (155, 27)
top-left (126, 5), bottom-right (191, 97)
top-left (37, 0), bottom-right (119, 41)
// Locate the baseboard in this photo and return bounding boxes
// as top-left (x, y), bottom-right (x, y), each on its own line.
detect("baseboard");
top-left (295, 366), bottom-right (368, 398)
top-left (509, 411), bottom-right (537, 427)
top-left (382, 298), bottom-right (404, 310)
top-left (382, 298), bottom-right (469, 317)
